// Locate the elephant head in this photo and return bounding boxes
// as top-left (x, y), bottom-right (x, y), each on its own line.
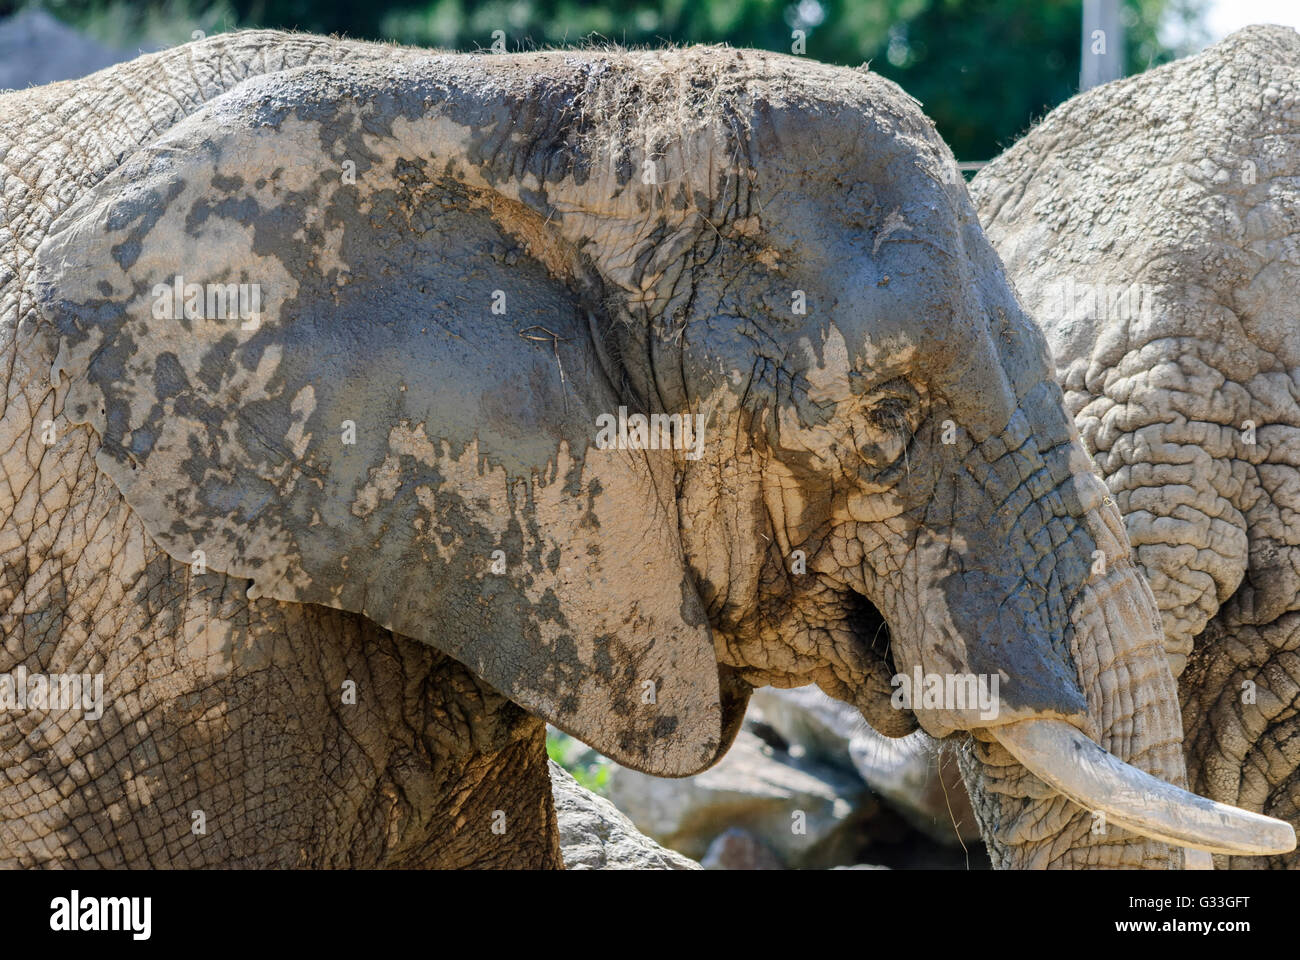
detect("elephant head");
top-left (29, 42), bottom-right (1290, 867)
top-left (971, 24), bottom-right (1300, 867)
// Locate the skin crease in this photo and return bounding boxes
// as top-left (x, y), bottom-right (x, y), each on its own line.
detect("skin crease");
top-left (2, 31), bottom-right (1192, 868)
top-left (971, 25), bottom-right (1300, 869)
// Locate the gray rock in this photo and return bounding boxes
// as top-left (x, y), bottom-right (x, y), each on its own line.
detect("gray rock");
top-left (549, 761), bottom-right (700, 870)
top-left (832, 863), bottom-right (891, 870)
top-left (0, 10), bottom-right (131, 91)
top-left (749, 686), bottom-right (860, 767)
top-left (848, 727), bottom-right (981, 844)
top-left (751, 686), bottom-right (981, 845)
top-left (606, 729), bottom-right (871, 867)
top-left (700, 827), bottom-right (784, 870)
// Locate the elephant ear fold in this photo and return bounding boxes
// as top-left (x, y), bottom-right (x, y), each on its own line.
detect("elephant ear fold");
top-left (29, 76), bottom-right (723, 776)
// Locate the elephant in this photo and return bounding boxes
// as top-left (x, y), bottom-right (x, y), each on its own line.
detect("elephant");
top-left (970, 24), bottom-right (1300, 868)
top-left (0, 29), bottom-right (1289, 869)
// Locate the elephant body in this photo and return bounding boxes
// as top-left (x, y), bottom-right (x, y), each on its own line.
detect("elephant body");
top-left (972, 24), bottom-right (1300, 868)
top-left (0, 31), bottom-right (1286, 868)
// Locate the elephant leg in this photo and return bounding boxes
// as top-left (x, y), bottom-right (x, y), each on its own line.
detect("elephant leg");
top-left (1180, 612), bottom-right (1300, 869)
top-left (341, 622), bottom-right (562, 870)
top-left (421, 719), bottom-right (563, 870)
top-left (0, 560), bottom-right (561, 868)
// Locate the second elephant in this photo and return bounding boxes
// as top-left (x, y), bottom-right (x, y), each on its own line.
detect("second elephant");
top-left (972, 24), bottom-right (1300, 868)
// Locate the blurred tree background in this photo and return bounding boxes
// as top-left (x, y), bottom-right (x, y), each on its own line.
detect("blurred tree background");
top-left (3, 0), bottom-right (1208, 157)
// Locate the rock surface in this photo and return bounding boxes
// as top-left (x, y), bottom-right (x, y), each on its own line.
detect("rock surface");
top-left (548, 761), bottom-right (700, 870)
top-left (751, 686), bottom-right (982, 844)
top-left (606, 729), bottom-right (872, 866)
top-left (847, 726), bottom-right (981, 843)
top-left (700, 827), bottom-right (785, 870)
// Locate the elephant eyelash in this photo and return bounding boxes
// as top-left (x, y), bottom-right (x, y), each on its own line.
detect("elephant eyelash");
top-left (849, 387), bottom-right (925, 477)
top-left (868, 396), bottom-right (913, 432)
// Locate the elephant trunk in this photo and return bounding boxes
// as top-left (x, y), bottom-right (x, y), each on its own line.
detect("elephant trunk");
top-left (869, 385), bottom-right (1295, 867)
top-left (968, 561), bottom-right (1194, 866)
top-left (957, 497), bottom-right (1292, 866)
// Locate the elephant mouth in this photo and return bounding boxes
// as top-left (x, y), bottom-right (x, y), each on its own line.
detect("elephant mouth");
top-left (841, 594), bottom-right (920, 739)
top-left (845, 594), bottom-right (1296, 859)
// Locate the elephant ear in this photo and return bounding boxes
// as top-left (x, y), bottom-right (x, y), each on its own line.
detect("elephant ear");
top-left (30, 61), bottom-right (724, 776)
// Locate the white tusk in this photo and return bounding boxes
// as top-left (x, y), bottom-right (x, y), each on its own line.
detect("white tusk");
top-left (991, 718), bottom-right (1296, 857)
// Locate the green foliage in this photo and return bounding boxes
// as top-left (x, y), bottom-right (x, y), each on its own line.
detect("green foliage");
top-left (546, 729), bottom-right (612, 795)
top-left (849, 0), bottom-right (1208, 158)
top-left (7, 0), bottom-right (1209, 189)
top-left (32, 0), bottom-right (238, 49)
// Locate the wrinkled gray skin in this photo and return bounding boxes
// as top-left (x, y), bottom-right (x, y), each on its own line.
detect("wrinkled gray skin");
top-left (1, 31), bottom-right (1187, 868)
top-left (972, 25), bottom-right (1300, 868)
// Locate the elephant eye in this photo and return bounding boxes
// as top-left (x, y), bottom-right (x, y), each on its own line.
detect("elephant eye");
top-left (854, 381), bottom-right (923, 471)
top-left (868, 396), bottom-right (912, 432)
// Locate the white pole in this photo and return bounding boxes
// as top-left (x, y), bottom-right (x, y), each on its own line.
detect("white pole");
top-left (1081, 0), bottom-right (1125, 90)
